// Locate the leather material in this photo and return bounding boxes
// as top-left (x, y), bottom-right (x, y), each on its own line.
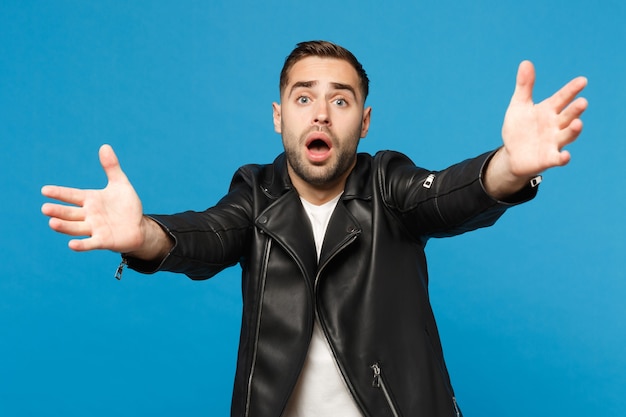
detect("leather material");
top-left (128, 150), bottom-right (536, 417)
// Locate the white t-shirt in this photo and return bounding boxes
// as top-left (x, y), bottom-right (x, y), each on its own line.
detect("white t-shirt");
top-left (281, 195), bottom-right (363, 417)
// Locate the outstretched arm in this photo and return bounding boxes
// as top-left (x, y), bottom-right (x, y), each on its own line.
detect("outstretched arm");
top-left (41, 144), bottom-right (172, 260)
top-left (484, 60), bottom-right (588, 199)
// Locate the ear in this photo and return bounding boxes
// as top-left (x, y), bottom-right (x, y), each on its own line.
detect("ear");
top-left (272, 102), bottom-right (282, 134)
top-left (360, 106), bottom-right (372, 138)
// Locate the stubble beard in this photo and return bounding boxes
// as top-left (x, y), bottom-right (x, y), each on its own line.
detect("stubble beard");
top-left (283, 127), bottom-right (360, 187)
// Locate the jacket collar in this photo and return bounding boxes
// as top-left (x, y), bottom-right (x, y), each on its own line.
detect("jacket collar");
top-left (256, 152), bottom-right (372, 281)
top-left (261, 152), bottom-right (374, 202)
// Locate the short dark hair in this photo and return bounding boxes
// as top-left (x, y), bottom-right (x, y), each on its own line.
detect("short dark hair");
top-left (279, 40), bottom-right (369, 101)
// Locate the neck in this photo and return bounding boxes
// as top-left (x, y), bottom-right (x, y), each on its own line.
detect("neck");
top-left (287, 165), bottom-right (349, 205)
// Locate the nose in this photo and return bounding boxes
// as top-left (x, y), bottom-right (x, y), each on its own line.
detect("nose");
top-left (313, 101), bottom-right (330, 126)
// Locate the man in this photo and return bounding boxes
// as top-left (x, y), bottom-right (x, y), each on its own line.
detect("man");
top-left (42, 41), bottom-right (588, 416)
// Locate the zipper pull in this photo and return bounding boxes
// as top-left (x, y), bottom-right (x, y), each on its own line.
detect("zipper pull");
top-left (371, 363), bottom-right (381, 388)
top-left (423, 173), bottom-right (435, 188)
top-left (453, 396), bottom-right (461, 417)
top-left (114, 257), bottom-right (128, 280)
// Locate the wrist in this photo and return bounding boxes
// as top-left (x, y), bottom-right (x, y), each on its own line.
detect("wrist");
top-left (127, 216), bottom-right (173, 261)
top-left (484, 147), bottom-right (539, 200)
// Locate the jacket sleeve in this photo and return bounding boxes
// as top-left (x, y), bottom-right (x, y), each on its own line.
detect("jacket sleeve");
top-left (125, 166), bottom-right (256, 280)
top-left (378, 149), bottom-right (538, 241)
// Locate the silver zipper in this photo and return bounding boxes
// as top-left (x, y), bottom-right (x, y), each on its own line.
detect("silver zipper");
top-left (453, 396), bottom-right (461, 417)
top-left (315, 230), bottom-right (359, 279)
top-left (424, 327), bottom-right (462, 417)
top-left (370, 363), bottom-right (400, 417)
top-left (309, 231), bottom-right (364, 411)
top-left (423, 173), bottom-right (435, 188)
top-left (244, 239), bottom-right (272, 416)
top-left (114, 257), bottom-right (127, 280)
top-left (314, 233), bottom-right (360, 363)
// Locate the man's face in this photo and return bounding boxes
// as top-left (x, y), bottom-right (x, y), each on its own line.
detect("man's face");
top-left (273, 57), bottom-right (371, 191)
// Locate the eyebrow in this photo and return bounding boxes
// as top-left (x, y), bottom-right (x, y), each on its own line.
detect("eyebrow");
top-left (288, 80), bottom-right (358, 99)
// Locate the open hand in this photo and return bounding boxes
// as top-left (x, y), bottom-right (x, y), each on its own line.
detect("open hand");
top-left (41, 144), bottom-right (145, 253)
top-left (501, 60), bottom-right (588, 178)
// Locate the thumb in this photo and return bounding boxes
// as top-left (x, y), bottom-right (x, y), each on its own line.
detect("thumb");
top-left (99, 144), bottom-right (129, 184)
top-left (511, 60), bottom-right (536, 103)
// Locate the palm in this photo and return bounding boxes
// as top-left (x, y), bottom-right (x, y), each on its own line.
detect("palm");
top-left (41, 145), bottom-right (144, 252)
top-left (501, 61), bottom-right (588, 177)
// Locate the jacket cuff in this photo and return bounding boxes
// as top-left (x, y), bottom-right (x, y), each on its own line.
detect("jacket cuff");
top-left (478, 149), bottom-right (539, 206)
top-left (124, 215), bottom-right (177, 274)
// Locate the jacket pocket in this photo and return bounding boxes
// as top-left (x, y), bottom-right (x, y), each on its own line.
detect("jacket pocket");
top-left (370, 362), bottom-right (401, 417)
top-left (424, 327), bottom-right (462, 417)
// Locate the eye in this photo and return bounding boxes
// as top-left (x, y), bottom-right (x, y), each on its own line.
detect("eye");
top-left (297, 96), bottom-right (310, 104)
top-left (334, 98), bottom-right (347, 107)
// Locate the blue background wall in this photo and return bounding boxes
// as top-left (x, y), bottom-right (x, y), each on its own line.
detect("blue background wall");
top-left (2, 1), bottom-right (624, 415)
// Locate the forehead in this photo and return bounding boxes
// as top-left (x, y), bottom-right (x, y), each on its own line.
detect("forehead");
top-left (285, 57), bottom-right (361, 93)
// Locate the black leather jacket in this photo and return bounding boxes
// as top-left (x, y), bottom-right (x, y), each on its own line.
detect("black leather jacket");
top-left (128, 150), bottom-right (536, 417)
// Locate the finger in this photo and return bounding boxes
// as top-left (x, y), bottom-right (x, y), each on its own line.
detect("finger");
top-left (41, 202), bottom-right (85, 221)
top-left (511, 60), bottom-right (536, 103)
top-left (557, 118), bottom-right (584, 147)
top-left (48, 217), bottom-right (92, 237)
top-left (547, 76), bottom-right (588, 113)
top-left (99, 144), bottom-right (130, 185)
top-left (68, 237), bottom-right (102, 252)
top-left (558, 97), bottom-right (588, 129)
top-left (556, 149), bottom-right (572, 167)
top-left (41, 185), bottom-right (86, 206)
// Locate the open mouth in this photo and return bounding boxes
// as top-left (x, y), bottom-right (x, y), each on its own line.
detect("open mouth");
top-left (305, 134), bottom-right (333, 162)
top-left (307, 138), bottom-right (331, 153)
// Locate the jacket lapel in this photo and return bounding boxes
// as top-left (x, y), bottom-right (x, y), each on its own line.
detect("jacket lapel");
top-left (254, 190), bottom-right (318, 287)
top-left (256, 152), bottom-right (366, 282)
top-left (318, 201), bottom-right (362, 270)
